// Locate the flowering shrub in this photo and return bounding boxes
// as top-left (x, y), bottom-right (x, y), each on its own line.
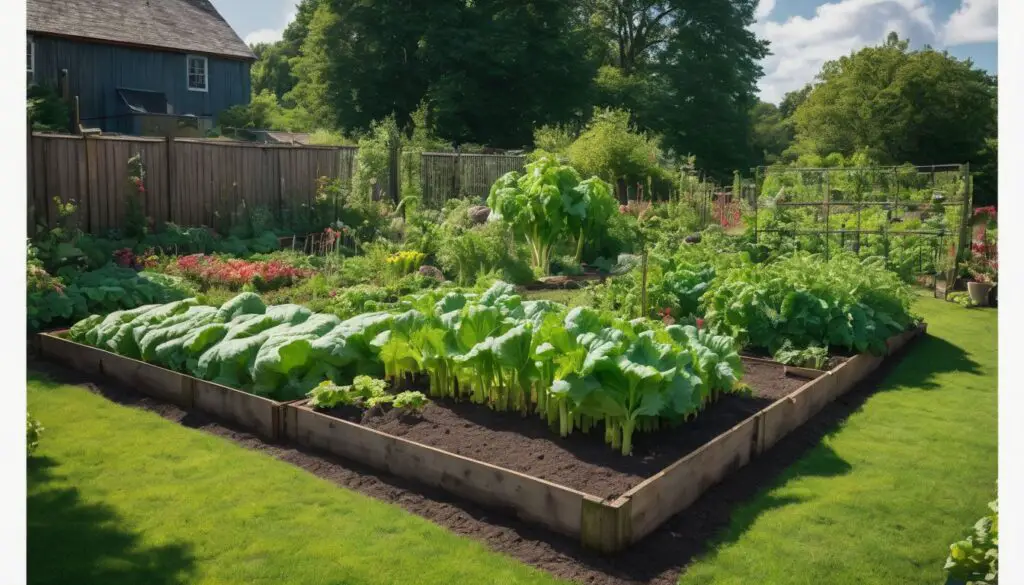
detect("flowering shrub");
top-left (113, 248), bottom-right (160, 271)
top-left (386, 250), bottom-right (427, 276)
top-left (968, 207), bottom-right (997, 283)
top-left (713, 197), bottom-right (743, 229)
top-left (172, 254), bottom-right (312, 291)
top-left (124, 153), bottom-right (148, 239)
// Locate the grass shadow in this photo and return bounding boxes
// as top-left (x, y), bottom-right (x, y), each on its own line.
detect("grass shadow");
top-left (28, 455), bottom-right (197, 585)
top-left (873, 333), bottom-right (982, 391)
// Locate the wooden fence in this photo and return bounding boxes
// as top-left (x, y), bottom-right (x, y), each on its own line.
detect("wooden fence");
top-left (27, 132), bottom-right (526, 235)
top-left (419, 152), bottom-right (526, 208)
top-left (27, 133), bottom-right (357, 236)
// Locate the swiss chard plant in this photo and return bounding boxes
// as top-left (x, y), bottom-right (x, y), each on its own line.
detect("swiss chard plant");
top-left (487, 157), bottom-right (615, 275)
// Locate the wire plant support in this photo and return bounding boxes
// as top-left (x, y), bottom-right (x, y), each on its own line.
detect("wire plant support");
top-left (749, 163), bottom-right (973, 295)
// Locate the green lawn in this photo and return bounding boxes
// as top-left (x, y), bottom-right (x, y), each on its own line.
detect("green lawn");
top-left (27, 294), bottom-right (997, 585)
top-left (680, 294), bottom-right (998, 585)
top-left (26, 379), bottom-right (563, 585)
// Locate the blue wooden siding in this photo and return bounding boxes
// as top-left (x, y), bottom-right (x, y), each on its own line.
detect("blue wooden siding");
top-left (31, 34), bottom-right (251, 133)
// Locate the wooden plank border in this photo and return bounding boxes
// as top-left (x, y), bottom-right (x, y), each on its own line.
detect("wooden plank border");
top-left (283, 402), bottom-right (587, 539)
top-left (601, 323), bottom-right (927, 549)
top-left (35, 324), bottom-right (925, 553)
top-left (36, 332), bottom-right (285, 441)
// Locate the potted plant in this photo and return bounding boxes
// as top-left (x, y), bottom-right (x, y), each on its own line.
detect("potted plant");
top-left (966, 207), bottom-right (997, 306)
top-left (967, 258), bottom-right (996, 306)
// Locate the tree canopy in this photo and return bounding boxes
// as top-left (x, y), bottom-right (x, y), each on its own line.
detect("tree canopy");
top-left (788, 34), bottom-right (996, 167)
top-left (239, 11), bottom-right (996, 202)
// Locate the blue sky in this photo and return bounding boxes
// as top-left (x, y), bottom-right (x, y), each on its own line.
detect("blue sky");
top-left (211, 0), bottom-right (997, 104)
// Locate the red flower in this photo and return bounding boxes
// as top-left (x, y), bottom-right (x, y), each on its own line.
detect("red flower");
top-left (696, 318), bottom-right (704, 330)
top-left (171, 255), bottom-right (311, 290)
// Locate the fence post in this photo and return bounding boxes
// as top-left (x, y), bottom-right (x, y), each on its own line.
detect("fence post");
top-left (952, 163), bottom-right (973, 284)
top-left (26, 118), bottom-right (34, 237)
top-left (823, 170), bottom-right (831, 261)
top-left (165, 135), bottom-right (174, 227)
top-left (276, 148), bottom-right (284, 227)
top-left (454, 148), bottom-right (462, 200)
top-left (389, 142), bottom-right (400, 204)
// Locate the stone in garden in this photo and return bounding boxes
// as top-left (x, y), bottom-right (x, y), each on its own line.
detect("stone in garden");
top-left (418, 265), bottom-right (445, 282)
top-left (467, 206), bottom-right (491, 225)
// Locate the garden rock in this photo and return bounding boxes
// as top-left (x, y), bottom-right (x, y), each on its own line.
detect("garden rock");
top-left (418, 265), bottom-right (445, 282)
top-left (467, 206), bottom-right (491, 225)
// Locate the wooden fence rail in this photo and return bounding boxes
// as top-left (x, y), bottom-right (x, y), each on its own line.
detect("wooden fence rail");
top-left (27, 133), bottom-right (526, 235)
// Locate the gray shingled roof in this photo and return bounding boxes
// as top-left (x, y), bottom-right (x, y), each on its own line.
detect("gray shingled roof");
top-left (27, 0), bottom-right (256, 60)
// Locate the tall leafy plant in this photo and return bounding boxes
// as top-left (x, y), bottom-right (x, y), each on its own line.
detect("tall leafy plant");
top-left (487, 157), bottom-right (614, 275)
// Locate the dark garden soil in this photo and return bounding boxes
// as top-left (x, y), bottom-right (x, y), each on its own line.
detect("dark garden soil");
top-left (27, 338), bottom-right (915, 585)
top-left (310, 359), bottom-right (808, 499)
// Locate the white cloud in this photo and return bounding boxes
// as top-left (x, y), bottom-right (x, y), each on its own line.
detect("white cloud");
top-left (755, 0), bottom-right (776, 22)
top-left (242, 8), bottom-right (296, 46)
top-left (245, 27), bottom-right (286, 45)
top-left (942, 0), bottom-right (998, 45)
top-left (753, 0), bottom-right (940, 103)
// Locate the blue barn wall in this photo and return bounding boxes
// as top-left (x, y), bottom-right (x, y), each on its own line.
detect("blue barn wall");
top-left (31, 34), bottom-right (251, 133)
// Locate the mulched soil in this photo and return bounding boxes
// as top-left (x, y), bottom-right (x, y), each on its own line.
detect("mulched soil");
top-left (27, 335), bottom-right (916, 585)
top-left (313, 360), bottom-right (809, 499)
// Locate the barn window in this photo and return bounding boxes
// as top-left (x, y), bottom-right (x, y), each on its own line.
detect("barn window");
top-left (27, 36), bottom-right (35, 85)
top-left (187, 55), bottom-right (208, 92)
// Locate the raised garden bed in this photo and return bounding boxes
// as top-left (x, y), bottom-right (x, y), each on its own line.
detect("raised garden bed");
top-left (37, 331), bottom-right (287, 441)
top-left (293, 360), bottom-right (806, 500)
top-left (35, 323), bottom-right (925, 553)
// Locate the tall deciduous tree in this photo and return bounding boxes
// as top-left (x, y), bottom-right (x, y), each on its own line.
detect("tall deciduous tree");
top-left (749, 101), bottom-right (791, 166)
top-left (789, 34), bottom-right (997, 167)
top-left (586, 0), bottom-right (768, 178)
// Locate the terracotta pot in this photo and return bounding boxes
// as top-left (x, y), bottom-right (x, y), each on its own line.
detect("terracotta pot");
top-left (967, 281), bottom-right (994, 306)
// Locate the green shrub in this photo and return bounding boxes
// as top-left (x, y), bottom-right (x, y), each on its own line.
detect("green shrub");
top-left (945, 499), bottom-right (998, 585)
top-left (27, 413), bottom-right (43, 456)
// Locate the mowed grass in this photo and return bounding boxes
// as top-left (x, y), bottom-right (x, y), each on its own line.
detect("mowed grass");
top-left (679, 294), bottom-right (998, 585)
top-left (27, 293), bottom-right (997, 585)
top-left (26, 376), bottom-right (564, 585)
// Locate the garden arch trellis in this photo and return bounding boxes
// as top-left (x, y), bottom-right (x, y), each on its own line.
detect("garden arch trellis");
top-left (748, 163), bottom-right (973, 293)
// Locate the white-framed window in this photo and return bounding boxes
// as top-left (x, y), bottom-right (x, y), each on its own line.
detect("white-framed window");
top-left (187, 54), bottom-right (208, 92)
top-left (27, 36), bottom-right (35, 85)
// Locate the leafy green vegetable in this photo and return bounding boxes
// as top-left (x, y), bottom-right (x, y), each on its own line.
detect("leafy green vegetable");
top-left (66, 282), bottom-right (749, 455)
top-left (945, 499), bottom-right (998, 585)
top-left (392, 391), bottom-right (427, 412)
top-left (487, 157), bottom-right (615, 274)
top-left (703, 252), bottom-right (916, 356)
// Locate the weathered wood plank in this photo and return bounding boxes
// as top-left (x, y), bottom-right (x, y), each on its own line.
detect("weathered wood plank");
top-left (287, 404), bottom-right (586, 538)
top-left (617, 325), bottom-right (926, 549)
top-left (622, 414), bottom-right (761, 543)
top-left (192, 380), bottom-right (281, 441)
top-left (38, 333), bottom-right (104, 375)
top-left (580, 495), bottom-right (631, 553)
top-left (99, 353), bottom-right (194, 409)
